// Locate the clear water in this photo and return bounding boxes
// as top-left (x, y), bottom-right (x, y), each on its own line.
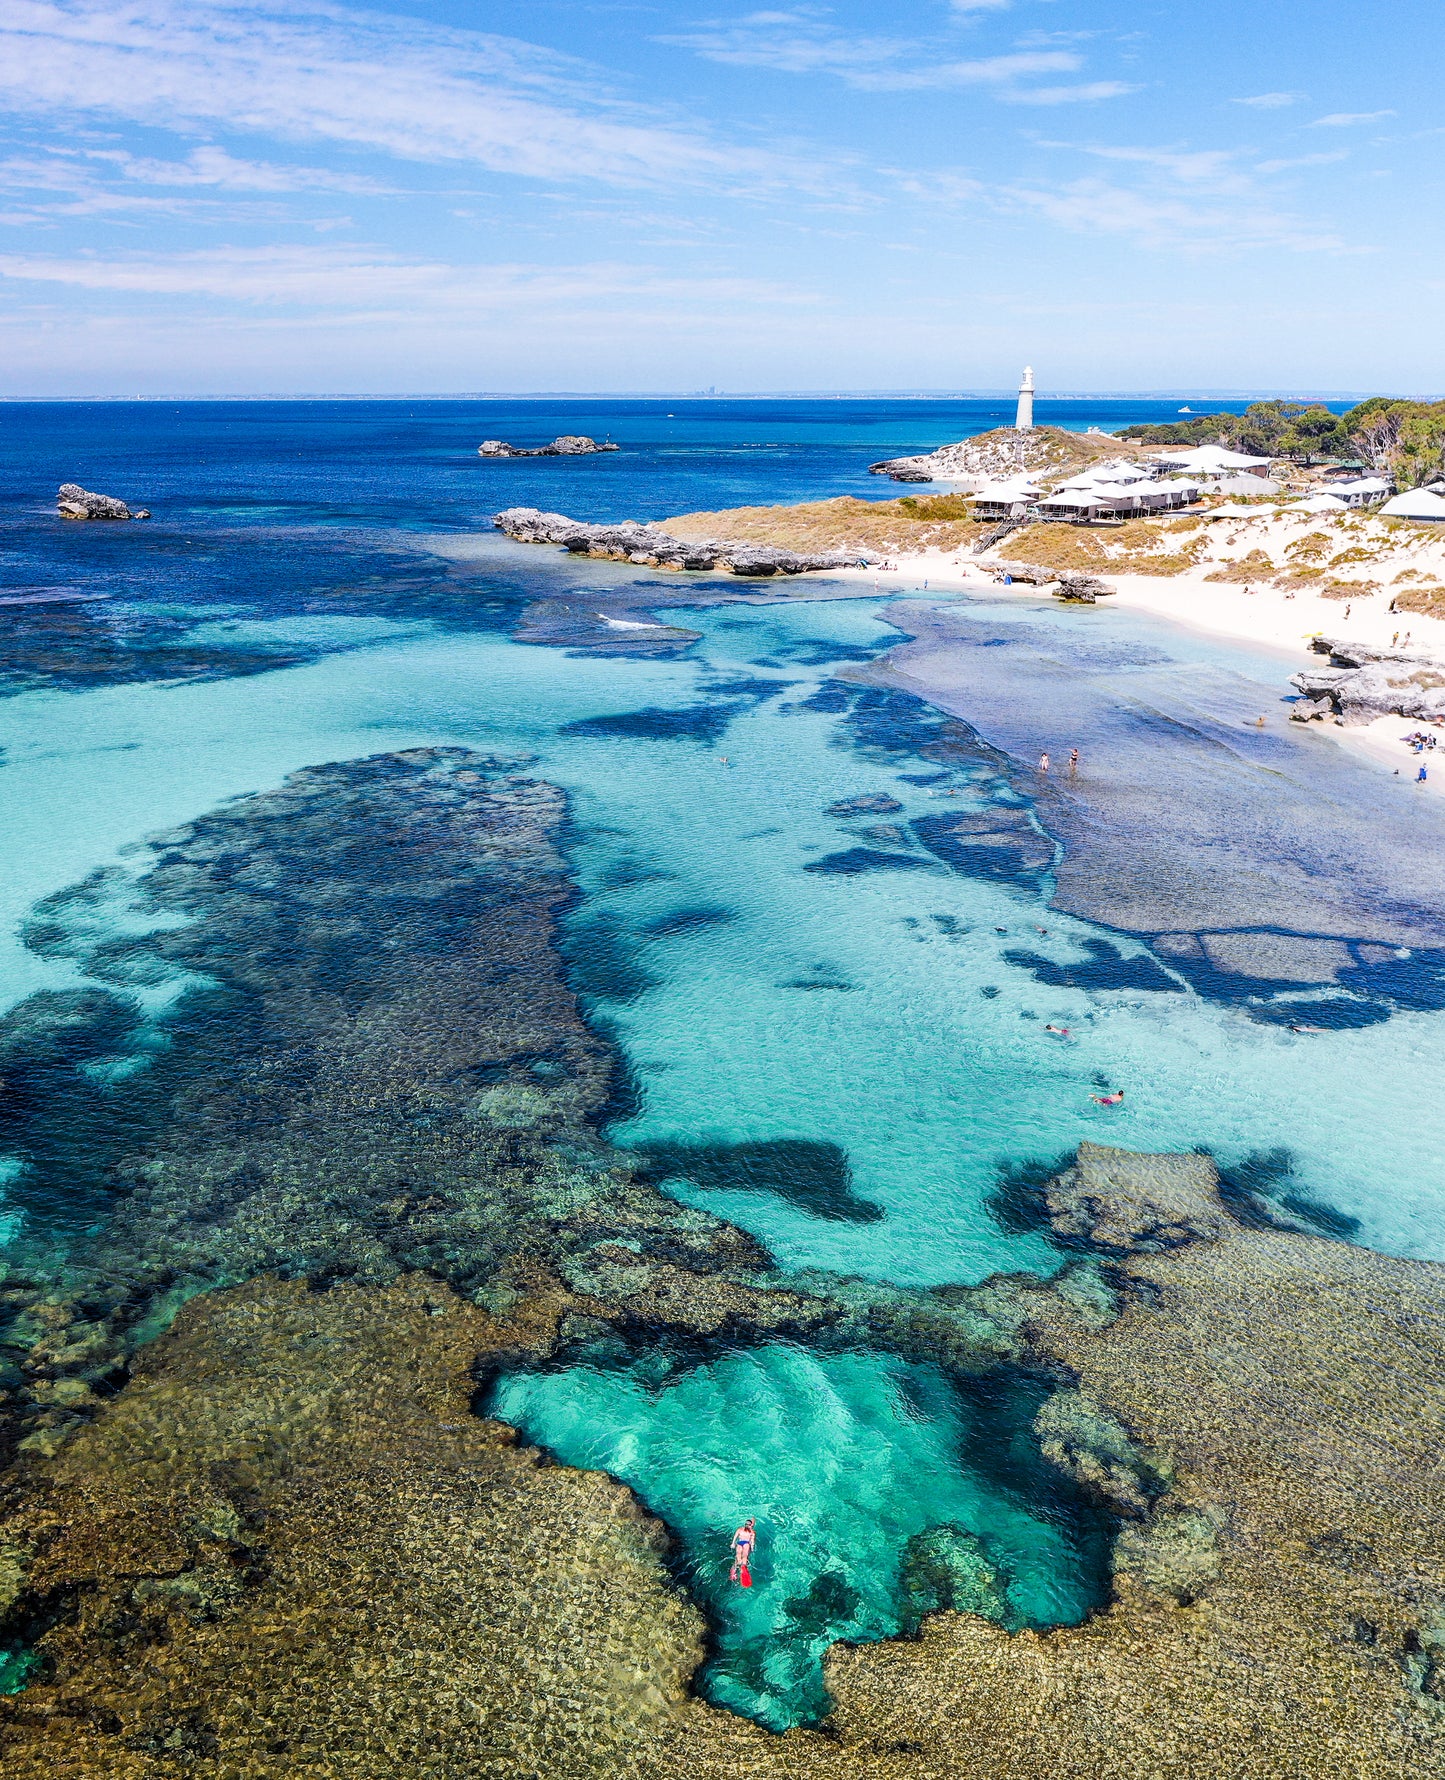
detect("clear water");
top-left (0, 397), bottom-right (1437, 1728)
top-left (490, 1344), bottom-right (1110, 1730)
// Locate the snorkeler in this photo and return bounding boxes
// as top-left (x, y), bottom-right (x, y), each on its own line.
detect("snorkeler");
top-left (730, 1518), bottom-right (756, 1588)
top-left (1090, 1090), bottom-right (1125, 1106)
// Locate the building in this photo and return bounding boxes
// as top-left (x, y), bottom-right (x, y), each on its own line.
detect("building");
top-left (1327, 476), bottom-right (1392, 508)
top-left (1015, 367), bottom-right (1034, 432)
top-left (1379, 487), bottom-right (1445, 523)
top-left (1150, 445), bottom-right (1274, 477)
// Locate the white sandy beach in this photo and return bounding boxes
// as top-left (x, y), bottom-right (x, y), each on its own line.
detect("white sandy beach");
top-left (829, 506), bottom-right (1445, 794)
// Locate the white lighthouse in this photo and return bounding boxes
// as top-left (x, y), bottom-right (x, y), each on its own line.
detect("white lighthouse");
top-left (1015, 365), bottom-right (1035, 432)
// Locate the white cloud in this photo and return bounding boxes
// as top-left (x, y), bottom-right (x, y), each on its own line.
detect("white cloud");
top-left (1003, 176), bottom-right (1349, 255)
top-left (1233, 92), bottom-right (1302, 109)
top-left (1002, 82), bottom-right (1137, 106)
top-left (92, 147), bottom-right (394, 194)
top-left (1309, 110), bottom-right (1396, 127)
top-left (1255, 150), bottom-right (1349, 174)
top-left (657, 18), bottom-right (1082, 90)
top-left (0, 243), bottom-right (817, 315)
top-left (0, 0), bottom-right (769, 189)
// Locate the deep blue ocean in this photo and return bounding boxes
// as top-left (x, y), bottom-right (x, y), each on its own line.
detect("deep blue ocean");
top-left (1, 395), bottom-right (1436, 1728)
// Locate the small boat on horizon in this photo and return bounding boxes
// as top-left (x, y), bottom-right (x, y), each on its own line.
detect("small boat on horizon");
top-left (1178, 405), bottom-right (1193, 413)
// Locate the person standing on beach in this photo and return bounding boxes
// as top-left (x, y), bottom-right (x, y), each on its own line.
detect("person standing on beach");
top-left (1038, 752), bottom-right (1050, 775)
top-left (1419, 764), bottom-right (1430, 784)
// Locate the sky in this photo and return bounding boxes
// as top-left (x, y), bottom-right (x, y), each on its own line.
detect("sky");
top-left (0, 0), bottom-right (1441, 396)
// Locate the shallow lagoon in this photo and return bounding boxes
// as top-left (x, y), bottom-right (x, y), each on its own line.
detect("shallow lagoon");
top-left (6, 588), bottom-right (1445, 1279)
top-left (3, 399), bottom-right (1443, 1731)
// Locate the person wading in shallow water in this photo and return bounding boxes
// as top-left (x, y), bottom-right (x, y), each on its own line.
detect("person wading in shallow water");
top-left (730, 1518), bottom-right (756, 1588)
top-left (1038, 751), bottom-right (1050, 775)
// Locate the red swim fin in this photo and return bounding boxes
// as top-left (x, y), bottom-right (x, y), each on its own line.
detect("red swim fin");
top-left (739, 1563), bottom-right (753, 1588)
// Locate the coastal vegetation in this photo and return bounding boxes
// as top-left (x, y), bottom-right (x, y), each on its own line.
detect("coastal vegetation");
top-left (664, 494), bottom-right (987, 556)
top-left (1128, 398), bottom-right (1445, 488)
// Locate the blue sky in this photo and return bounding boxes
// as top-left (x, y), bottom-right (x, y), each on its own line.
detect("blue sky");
top-left (0, 0), bottom-right (1441, 395)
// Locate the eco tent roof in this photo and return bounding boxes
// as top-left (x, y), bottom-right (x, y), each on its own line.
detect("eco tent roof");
top-left (1380, 489), bottom-right (1445, 521)
top-left (1152, 446), bottom-right (1274, 472)
top-left (1287, 494), bottom-right (1349, 513)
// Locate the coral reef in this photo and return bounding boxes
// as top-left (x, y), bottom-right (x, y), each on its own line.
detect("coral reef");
top-left (7, 1145), bottom-right (1445, 1776)
top-left (0, 750), bottom-right (827, 1465)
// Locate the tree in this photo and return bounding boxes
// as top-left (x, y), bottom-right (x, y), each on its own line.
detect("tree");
top-left (1343, 399), bottom-right (1445, 488)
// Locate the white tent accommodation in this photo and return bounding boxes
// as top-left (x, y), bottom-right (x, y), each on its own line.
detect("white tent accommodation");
top-left (972, 476), bottom-right (1046, 518)
top-left (1324, 476), bottom-right (1391, 507)
top-left (1198, 473), bottom-right (1283, 497)
top-left (1380, 487), bottom-right (1445, 522)
top-left (1152, 445), bottom-right (1274, 477)
top-left (1034, 490), bottom-right (1115, 519)
top-left (1288, 493), bottom-right (1349, 514)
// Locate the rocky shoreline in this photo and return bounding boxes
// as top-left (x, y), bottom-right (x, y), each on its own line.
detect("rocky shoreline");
top-left (494, 505), bottom-right (871, 576)
top-left (1292, 635), bottom-right (1445, 725)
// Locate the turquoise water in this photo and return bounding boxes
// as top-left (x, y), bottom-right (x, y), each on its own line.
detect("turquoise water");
top-left (490, 1343), bottom-right (1109, 1729)
top-left (3, 399), bottom-right (1442, 1730)
top-left (8, 593), bottom-right (1445, 1277)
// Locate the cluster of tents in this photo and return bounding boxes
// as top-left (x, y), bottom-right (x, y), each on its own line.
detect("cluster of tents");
top-left (965, 441), bottom-right (1445, 526)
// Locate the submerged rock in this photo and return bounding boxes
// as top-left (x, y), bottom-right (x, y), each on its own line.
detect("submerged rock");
top-left (898, 1525), bottom-right (1010, 1631)
top-left (55, 483), bottom-right (147, 521)
top-left (825, 792), bottom-right (904, 817)
top-left (493, 506), bottom-right (870, 576)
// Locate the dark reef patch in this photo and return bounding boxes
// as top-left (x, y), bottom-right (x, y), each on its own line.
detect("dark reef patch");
top-left (0, 748), bottom-right (781, 1465)
top-left (636, 1138), bottom-right (883, 1224)
top-left (1244, 998), bottom-right (1392, 1031)
top-left (795, 681), bottom-right (854, 714)
top-left (803, 848), bottom-right (942, 877)
top-left (912, 810), bottom-right (1054, 889)
top-left (1212, 1147), bottom-right (1362, 1241)
top-left (561, 703), bottom-right (745, 744)
top-left (1003, 937), bottom-right (1183, 995)
top-left (561, 912), bottom-right (660, 1003)
top-left (987, 1152), bottom-right (1078, 1238)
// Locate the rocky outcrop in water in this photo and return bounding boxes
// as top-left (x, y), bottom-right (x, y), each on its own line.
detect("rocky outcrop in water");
top-left (494, 506), bottom-right (871, 576)
top-left (479, 436), bottom-right (619, 457)
top-left (55, 484), bottom-right (149, 521)
top-left (1291, 635), bottom-right (1445, 725)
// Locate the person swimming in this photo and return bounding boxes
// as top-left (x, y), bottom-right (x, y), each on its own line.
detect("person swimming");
top-left (1045, 1024), bottom-right (1072, 1039)
top-left (730, 1518), bottom-right (756, 1587)
top-left (1090, 1090), bottom-right (1125, 1106)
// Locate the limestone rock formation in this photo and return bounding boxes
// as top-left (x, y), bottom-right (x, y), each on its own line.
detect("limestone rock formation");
top-left (985, 559), bottom-right (1115, 602)
top-left (869, 425), bottom-right (1150, 486)
top-left (478, 436), bottom-right (619, 457)
top-left (8, 1144), bottom-right (1445, 1777)
top-left (55, 484), bottom-right (148, 521)
top-left (1291, 635), bottom-right (1445, 724)
top-left (494, 506), bottom-right (871, 576)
